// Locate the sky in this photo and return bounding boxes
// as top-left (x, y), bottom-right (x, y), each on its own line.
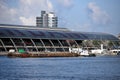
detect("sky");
top-left (0, 0), bottom-right (120, 36)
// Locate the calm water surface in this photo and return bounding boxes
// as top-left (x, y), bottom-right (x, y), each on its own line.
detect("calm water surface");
top-left (0, 56), bottom-right (120, 80)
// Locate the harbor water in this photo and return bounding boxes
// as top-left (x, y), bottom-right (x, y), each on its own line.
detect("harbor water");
top-left (0, 56), bottom-right (120, 80)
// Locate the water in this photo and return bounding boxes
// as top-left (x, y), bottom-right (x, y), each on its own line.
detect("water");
top-left (0, 56), bottom-right (120, 80)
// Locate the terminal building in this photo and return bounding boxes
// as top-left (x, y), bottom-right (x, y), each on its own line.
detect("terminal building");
top-left (0, 24), bottom-right (119, 55)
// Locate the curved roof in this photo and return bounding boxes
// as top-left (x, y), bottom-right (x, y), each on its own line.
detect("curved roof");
top-left (0, 25), bottom-right (119, 41)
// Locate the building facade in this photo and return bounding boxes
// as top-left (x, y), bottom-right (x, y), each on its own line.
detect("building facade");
top-left (36, 11), bottom-right (58, 28)
top-left (0, 24), bottom-right (119, 55)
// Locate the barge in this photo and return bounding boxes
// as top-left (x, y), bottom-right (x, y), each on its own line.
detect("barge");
top-left (7, 52), bottom-right (80, 58)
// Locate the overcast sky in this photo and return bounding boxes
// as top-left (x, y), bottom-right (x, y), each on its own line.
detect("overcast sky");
top-left (0, 0), bottom-right (120, 35)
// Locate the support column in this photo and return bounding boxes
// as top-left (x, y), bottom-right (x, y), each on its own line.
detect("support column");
top-left (66, 40), bottom-right (71, 47)
top-left (0, 39), bottom-right (7, 52)
top-left (49, 39), bottom-right (56, 52)
top-left (40, 39), bottom-right (47, 52)
top-left (31, 39), bottom-right (38, 52)
top-left (74, 40), bottom-right (80, 48)
top-left (111, 41), bottom-right (117, 48)
top-left (58, 40), bottom-right (65, 52)
top-left (10, 38), bottom-right (18, 52)
top-left (83, 40), bottom-right (89, 50)
top-left (20, 38), bottom-right (28, 52)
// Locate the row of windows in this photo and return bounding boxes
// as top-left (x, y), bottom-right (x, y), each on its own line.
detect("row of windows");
top-left (36, 19), bottom-right (57, 22)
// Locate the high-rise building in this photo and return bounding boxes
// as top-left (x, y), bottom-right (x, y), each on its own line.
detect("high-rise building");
top-left (36, 11), bottom-right (58, 28)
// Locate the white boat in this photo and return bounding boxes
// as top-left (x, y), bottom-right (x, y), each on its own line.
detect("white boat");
top-left (90, 44), bottom-right (109, 56)
top-left (69, 47), bottom-right (89, 56)
top-left (110, 49), bottom-right (120, 55)
top-left (91, 49), bottom-right (108, 54)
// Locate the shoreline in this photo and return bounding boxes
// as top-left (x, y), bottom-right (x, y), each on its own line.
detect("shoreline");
top-left (1, 52), bottom-right (118, 58)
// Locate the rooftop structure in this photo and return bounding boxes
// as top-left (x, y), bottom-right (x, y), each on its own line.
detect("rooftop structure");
top-left (36, 11), bottom-right (58, 28)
